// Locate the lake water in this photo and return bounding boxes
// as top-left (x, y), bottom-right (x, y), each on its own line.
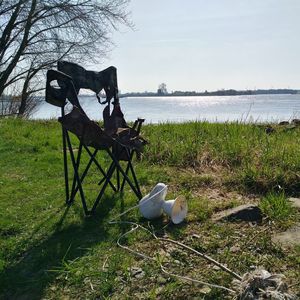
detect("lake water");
top-left (32, 94), bottom-right (300, 123)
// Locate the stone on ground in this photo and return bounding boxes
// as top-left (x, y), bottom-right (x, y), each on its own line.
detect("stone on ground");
top-left (288, 197), bottom-right (300, 210)
top-left (212, 204), bottom-right (263, 222)
top-left (272, 224), bottom-right (300, 247)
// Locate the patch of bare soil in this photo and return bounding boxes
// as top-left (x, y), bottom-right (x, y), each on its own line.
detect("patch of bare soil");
top-left (110, 168), bottom-right (300, 299)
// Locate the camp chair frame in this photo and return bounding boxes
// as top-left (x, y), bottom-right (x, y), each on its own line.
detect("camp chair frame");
top-left (46, 70), bottom-right (143, 215)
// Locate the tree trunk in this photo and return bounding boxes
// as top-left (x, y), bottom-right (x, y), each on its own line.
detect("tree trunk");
top-left (18, 77), bottom-right (30, 116)
top-left (0, 0), bottom-right (36, 97)
top-left (0, 2), bottom-right (23, 60)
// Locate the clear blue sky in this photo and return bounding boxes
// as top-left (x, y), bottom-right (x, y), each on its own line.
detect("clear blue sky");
top-left (103, 0), bottom-right (300, 93)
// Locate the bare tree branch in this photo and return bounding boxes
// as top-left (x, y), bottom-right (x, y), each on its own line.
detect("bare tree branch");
top-left (0, 0), bottom-right (131, 117)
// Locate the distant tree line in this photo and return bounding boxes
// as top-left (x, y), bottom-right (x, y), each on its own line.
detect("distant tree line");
top-left (121, 88), bottom-right (299, 98)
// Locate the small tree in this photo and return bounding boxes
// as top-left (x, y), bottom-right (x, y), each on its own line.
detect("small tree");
top-left (0, 0), bottom-right (132, 117)
top-left (157, 83), bottom-right (167, 95)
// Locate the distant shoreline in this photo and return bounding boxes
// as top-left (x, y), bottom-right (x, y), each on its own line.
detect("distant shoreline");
top-left (120, 89), bottom-right (299, 98)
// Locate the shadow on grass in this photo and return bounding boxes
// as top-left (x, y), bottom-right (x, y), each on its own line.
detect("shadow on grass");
top-left (136, 215), bottom-right (188, 240)
top-left (0, 193), bottom-right (121, 300)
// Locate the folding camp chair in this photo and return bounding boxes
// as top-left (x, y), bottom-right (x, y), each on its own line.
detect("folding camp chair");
top-left (45, 69), bottom-right (145, 215)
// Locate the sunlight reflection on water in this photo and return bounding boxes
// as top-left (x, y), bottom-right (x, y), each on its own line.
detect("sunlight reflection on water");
top-left (32, 94), bottom-right (300, 123)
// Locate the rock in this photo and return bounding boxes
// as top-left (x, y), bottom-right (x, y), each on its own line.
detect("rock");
top-left (129, 267), bottom-right (145, 279)
top-left (288, 197), bottom-right (300, 209)
top-left (284, 125), bottom-right (296, 131)
top-left (234, 268), bottom-right (295, 299)
top-left (157, 276), bottom-right (167, 284)
top-left (191, 234), bottom-right (200, 239)
top-left (272, 224), bottom-right (300, 246)
top-left (265, 126), bottom-right (275, 134)
top-left (212, 204), bottom-right (263, 222)
top-left (230, 245), bottom-right (240, 253)
top-left (212, 265), bottom-right (221, 271)
top-left (199, 286), bottom-right (211, 294)
top-left (279, 121), bottom-right (289, 125)
top-left (135, 271), bottom-right (145, 279)
top-left (291, 118), bottom-right (300, 125)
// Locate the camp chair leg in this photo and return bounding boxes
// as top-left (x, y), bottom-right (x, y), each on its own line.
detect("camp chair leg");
top-left (83, 146), bottom-right (117, 192)
top-left (69, 140), bottom-right (83, 203)
top-left (91, 148), bottom-right (142, 213)
top-left (107, 149), bottom-right (142, 199)
top-left (69, 148), bottom-right (97, 201)
top-left (65, 132), bottom-right (88, 215)
top-left (91, 161), bottom-right (117, 213)
top-left (119, 117), bottom-right (145, 193)
top-left (61, 114), bottom-right (69, 204)
top-left (98, 160), bottom-right (114, 186)
top-left (111, 146), bottom-right (139, 195)
top-left (120, 150), bottom-right (135, 192)
top-left (126, 152), bottom-right (142, 198)
top-left (65, 142), bottom-right (118, 214)
top-left (119, 149), bottom-right (142, 199)
top-left (116, 168), bottom-right (120, 191)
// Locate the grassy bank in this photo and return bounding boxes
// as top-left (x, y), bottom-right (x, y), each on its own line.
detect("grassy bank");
top-left (0, 118), bottom-right (299, 299)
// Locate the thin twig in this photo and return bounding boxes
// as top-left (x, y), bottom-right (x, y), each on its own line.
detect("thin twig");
top-left (110, 220), bottom-right (238, 293)
top-left (160, 264), bottom-right (235, 293)
top-left (102, 255), bottom-right (110, 271)
top-left (158, 237), bottom-right (242, 281)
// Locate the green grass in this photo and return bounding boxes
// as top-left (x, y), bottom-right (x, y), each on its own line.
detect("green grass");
top-left (143, 122), bottom-right (300, 193)
top-left (0, 118), bottom-right (299, 299)
top-left (260, 191), bottom-right (295, 224)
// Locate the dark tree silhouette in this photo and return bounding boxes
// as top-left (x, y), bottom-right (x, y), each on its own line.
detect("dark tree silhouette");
top-left (157, 83), bottom-right (167, 95)
top-left (0, 0), bottom-right (131, 116)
